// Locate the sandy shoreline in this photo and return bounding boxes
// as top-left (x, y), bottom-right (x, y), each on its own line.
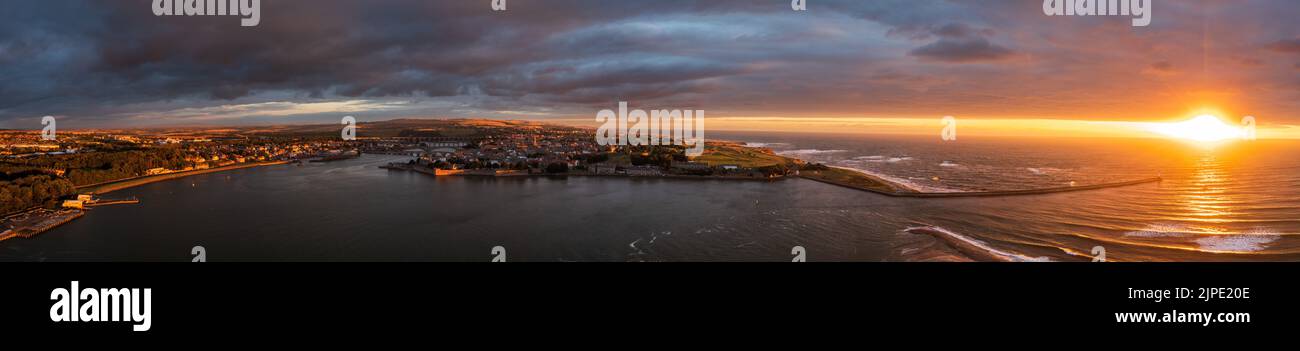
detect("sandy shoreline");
top-left (825, 165), bottom-right (924, 192)
top-left (79, 161), bottom-right (290, 195)
top-left (799, 164), bottom-right (1161, 198)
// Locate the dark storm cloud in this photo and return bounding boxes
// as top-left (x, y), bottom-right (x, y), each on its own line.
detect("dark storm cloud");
top-left (887, 22), bottom-right (996, 41)
top-left (1270, 38), bottom-right (1300, 53)
top-left (1, 0), bottom-right (1299, 127)
top-left (1, 0), bottom-right (798, 124)
top-left (908, 37), bottom-right (1016, 63)
top-left (894, 21), bottom-right (1016, 63)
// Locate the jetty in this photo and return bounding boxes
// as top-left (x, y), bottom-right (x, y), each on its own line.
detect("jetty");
top-left (86, 197), bottom-right (141, 207)
top-left (802, 174), bottom-right (1162, 198)
top-left (0, 209), bottom-right (85, 242)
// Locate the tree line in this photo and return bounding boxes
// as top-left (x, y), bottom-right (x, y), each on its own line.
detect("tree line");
top-left (1, 147), bottom-right (197, 215)
top-left (2, 147), bottom-right (193, 186)
top-left (0, 174), bottom-right (76, 215)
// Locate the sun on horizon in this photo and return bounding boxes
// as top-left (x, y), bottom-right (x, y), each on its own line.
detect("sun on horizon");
top-left (1145, 114), bottom-right (1245, 143)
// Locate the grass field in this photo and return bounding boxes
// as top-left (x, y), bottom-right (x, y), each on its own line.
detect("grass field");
top-left (693, 142), bottom-right (794, 168)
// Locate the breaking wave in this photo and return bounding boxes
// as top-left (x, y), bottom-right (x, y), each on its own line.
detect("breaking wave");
top-left (855, 155), bottom-right (914, 163)
top-left (1123, 223), bottom-right (1281, 253)
top-left (778, 149), bottom-right (849, 156)
top-left (905, 226), bottom-right (1052, 262)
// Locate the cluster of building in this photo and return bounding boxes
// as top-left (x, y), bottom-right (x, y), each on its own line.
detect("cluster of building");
top-left (0, 131), bottom-right (87, 158)
top-left (2, 130), bottom-right (364, 173)
top-left (4, 121), bottom-right (789, 181)
top-left (380, 126), bottom-right (782, 179)
top-left (388, 128), bottom-right (606, 173)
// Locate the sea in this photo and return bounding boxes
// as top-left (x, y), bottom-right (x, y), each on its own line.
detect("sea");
top-left (3, 131), bottom-right (1297, 262)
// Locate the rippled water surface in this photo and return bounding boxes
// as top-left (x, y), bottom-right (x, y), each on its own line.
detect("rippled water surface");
top-left (729, 132), bottom-right (1300, 261)
top-left (4, 133), bottom-right (1297, 262)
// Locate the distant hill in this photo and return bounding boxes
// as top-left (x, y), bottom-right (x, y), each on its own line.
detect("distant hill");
top-left (252, 118), bottom-right (543, 137)
top-left (88, 118), bottom-right (575, 138)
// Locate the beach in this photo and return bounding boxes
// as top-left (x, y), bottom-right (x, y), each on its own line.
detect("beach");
top-left (79, 161), bottom-right (290, 195)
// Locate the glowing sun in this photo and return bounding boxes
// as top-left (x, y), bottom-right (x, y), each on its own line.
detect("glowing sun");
top-left (1147, 115), bottom-right (1244, 142)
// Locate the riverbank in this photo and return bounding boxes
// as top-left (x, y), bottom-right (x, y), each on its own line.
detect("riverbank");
top-left (1, 161), bottom-right (288, 242)
top-left (78, 161), bottom-right (290, 195)
top-left (381, 163), bottom-right (786, 182)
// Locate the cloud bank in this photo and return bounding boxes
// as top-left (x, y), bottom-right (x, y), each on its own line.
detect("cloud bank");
top-left (1, 0), bottom-right (1298, 128)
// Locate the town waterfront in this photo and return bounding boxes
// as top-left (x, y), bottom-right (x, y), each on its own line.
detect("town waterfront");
top-left (4, 133), bottom-right (1298, 262)
top-left (1, 153), bottom-right (897, 262)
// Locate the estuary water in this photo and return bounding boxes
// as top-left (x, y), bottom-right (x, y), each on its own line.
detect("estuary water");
top-left (3, 132), bottom-right (1298, 262)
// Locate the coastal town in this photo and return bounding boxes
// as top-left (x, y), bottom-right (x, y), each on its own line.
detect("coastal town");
top-left (1, 117), bottom-right (1165, 258)
top-left (2, 118), bottom-right (829, 243)
top-left (1, 125), bottom-right (364, 242)
top-left (374, 121), bottom-right (800, 179)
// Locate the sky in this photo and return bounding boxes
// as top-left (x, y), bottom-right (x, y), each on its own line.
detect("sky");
top-left (1, 0), bottom-right (1299, 137)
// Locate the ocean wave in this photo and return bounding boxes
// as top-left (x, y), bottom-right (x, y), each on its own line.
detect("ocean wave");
top-left (905, 226), bottom-right (1052, 262)
top-left (1026, 167), bottom-right (1064, 175)
top-left (939, 161), bottom-right (960, 167)
top-left (1196, 235), bottom-right (1279, 253)
top-left (1124, 223), bottom-right (1281, 253)
top-left (777, 149), bottom-right (849, 156)
top-left (1123, 223), bottom-right (1193, 238)
top-left (855, 155), bottom-right (913, 163)
top-left (744, 142), bottom-right (789, 148)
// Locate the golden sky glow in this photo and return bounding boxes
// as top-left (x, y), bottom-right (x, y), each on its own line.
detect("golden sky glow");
top-left (553, 112), bottom-right (1299, 140)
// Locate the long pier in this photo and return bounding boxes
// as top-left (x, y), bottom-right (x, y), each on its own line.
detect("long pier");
top-left (86, 197), bottom-right (141, 207)
top-left (0, 209), bottom-right (85, 241)
top-left (802, 176), bottom-right (1162, 198)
